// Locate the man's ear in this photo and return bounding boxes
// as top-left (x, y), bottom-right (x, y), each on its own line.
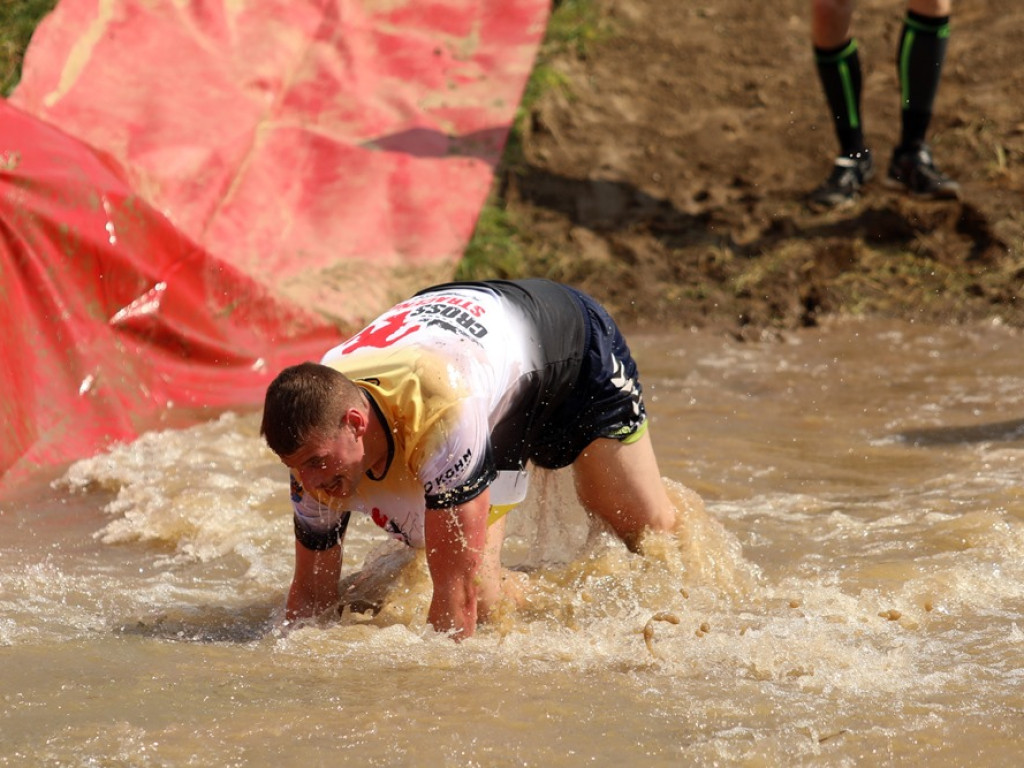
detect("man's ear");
top-left (346, 406), bottom-right (368, 437)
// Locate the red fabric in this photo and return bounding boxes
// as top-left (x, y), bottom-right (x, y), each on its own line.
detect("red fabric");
top-left (12, 0), bottom-right (548, 327)
top-left (0, 100), bottom-right (341, 492)
top-left (0, 0), bottom-right (547, 494)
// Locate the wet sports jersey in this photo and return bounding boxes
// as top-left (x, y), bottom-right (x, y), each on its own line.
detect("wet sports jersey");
top-left (291, 279), bottom-right (592, 549)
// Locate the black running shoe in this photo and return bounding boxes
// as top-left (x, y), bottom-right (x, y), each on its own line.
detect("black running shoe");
top-left (809, 151), bottom-right (874, 208)
top-left (884, 144), bottom-right (960, 199)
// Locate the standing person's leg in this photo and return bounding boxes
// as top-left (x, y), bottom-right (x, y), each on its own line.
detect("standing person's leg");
top-left (809, 0), bottom-right (874, 208)
top-left (572, 430), bottom-right (676, 552)
top-left (885, 0), bottom-right (959, 198)
top-left (811, 0), bottom-right (856, 47)
top-left (907, 0), bottom-right (951, 17)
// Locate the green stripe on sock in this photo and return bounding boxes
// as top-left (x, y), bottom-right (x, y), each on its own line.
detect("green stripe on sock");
top-left (816, 40), bottom-right (861, 129)
top-left (815, 38), bottom-right (859, 65)
top-left (839, 61), bottom-right (859, 129)
top-left (899, 30), bottom-right (916, 108)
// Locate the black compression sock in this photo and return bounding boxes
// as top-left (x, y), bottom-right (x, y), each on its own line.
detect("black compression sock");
top-left (896, 11), bottom-right (951, 151)
top-left (814, 38), bottom-right (867, 158)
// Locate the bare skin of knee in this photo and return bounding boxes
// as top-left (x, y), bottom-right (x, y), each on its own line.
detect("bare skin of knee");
top-left (811, 0), bottom-right (950, 48)
top-left (909, 0), bottom-right (951, 17)
top-left (571, 431), bottom-right (676, 552)
top-left (811, 0), bottom-right (856, 48)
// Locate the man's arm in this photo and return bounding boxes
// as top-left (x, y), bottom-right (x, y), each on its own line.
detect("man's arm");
top-left (423, 489), bottom-right (490, 640)
top-left (285, 540), bottom-right (343, 623)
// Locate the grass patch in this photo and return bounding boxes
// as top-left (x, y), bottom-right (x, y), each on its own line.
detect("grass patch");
top-left (544, 0), bottom-right (613, 57)
top-left (459, 0), bottom-right (612, 279)
top-left (456, 203), bottom-right (526, 281)
top-left (496, 0), bottom-right (609, 177)
top-left (0, 0), bottom-right (58, 97)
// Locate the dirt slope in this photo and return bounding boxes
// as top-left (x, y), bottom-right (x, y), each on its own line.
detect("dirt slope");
top-left (508, 0), bottom-right (1023, 335)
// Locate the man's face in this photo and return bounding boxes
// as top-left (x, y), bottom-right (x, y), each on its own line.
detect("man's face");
top-left (282, 424), bottom-right (365, 500)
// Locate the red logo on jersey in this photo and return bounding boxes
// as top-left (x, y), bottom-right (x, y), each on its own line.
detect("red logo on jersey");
top-left (370, 507), bottom-right (389, 530)
top-left (369, 506), bottom-right (412, 546)
top-left (342, 312), bottom-right (418, 351)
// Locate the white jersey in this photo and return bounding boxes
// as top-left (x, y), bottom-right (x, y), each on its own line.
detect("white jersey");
top-left (292, 280), bottom-right (587, 549)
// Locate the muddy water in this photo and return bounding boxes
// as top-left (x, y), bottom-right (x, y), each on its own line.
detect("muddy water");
top-left (2, 318), bottom-right (1023, 766)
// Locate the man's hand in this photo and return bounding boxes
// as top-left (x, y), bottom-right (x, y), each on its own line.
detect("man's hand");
top-left (285, 539), bottom-right (343, 623)
top-left (423, 491), bottom-right (490, 640)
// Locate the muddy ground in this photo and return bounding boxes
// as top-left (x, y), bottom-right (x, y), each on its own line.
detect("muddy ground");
top-left (503, 0), bottom-right (1023, 336)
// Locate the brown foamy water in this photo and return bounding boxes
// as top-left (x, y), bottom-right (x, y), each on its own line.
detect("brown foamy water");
top-left (2, 318), bottom-right (1023, 766)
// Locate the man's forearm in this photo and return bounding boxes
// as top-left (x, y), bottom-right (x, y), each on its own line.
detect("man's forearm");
top-left (424, 497), bottom-right (489, 640)
top-left (286, 539), bottom-right (342, 621)
top-left (284, 581), bottom-right (331, 618)
top-left (427, 573), bottom-right (478, 638)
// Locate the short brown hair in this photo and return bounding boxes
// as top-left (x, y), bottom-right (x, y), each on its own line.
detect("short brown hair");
top-left (260, 362), bottom-right (362, 456)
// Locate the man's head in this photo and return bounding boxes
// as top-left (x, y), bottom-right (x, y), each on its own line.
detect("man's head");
top-left (261, 363), bottom-right (370, 499)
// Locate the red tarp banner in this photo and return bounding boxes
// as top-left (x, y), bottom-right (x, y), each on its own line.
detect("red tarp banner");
top-left (2, 0), bottom-right (548, 495)
top-left (0, 99), bottom-right (343, 493)
top-left (12, 0), bottom-right (549, 326)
